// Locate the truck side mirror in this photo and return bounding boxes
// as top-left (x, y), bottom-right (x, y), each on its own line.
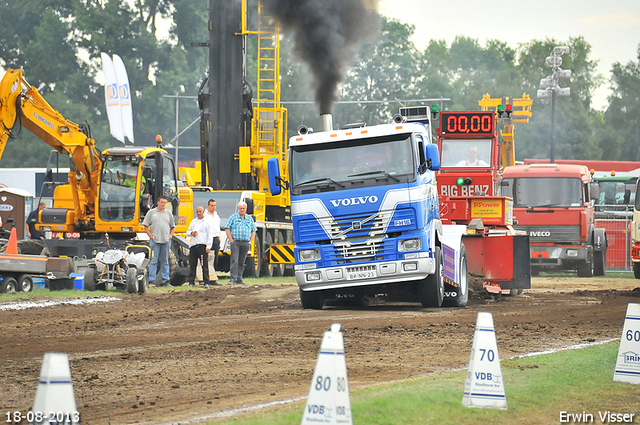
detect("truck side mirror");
top-left (268, 157), bottom-right (287, 196)
top-left (244, 198), bottom-right (254, 215)
top-left (426, 144), bottom-right (440, 171)
top-left (624, 189), bottom-right (631, 205)
top-left (589, 181), bottom-right (600, 201)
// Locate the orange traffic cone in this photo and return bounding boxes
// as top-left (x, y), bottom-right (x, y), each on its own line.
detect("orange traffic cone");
top-left (6, 227), bottom-right (18, 255)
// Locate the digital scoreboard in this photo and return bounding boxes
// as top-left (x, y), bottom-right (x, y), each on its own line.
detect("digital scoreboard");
top-left (440, 111), bottom-right (494, 136)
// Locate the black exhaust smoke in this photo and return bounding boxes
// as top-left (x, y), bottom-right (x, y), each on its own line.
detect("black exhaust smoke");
top-left (262, 0), bottom-right (381, 115)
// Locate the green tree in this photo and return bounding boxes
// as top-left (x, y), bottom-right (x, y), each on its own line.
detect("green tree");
top-left (336, 18), bottom-right (419, 128)
top-left (603, 45), bottom-right (640, 161)
top-left (515, 37), bottom-right (602, 161)
top-left (0, 0), bottom-right (207, 168)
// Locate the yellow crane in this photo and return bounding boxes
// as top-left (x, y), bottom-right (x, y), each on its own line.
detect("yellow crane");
top-left (478, 93), bottom-right (532, 168)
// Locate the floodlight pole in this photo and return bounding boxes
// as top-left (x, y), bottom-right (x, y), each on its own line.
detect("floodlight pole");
top-left (538, 46), bottom-right (570, 164)
top-left (550, 89), bottom-right (556, 163)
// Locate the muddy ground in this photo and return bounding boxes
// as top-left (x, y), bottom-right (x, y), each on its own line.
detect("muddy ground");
top-left (1, 276), bottom-right (639, 424)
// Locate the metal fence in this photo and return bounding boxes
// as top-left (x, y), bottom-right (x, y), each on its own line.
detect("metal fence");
top-left (595, 210), bottom-right (633, 273)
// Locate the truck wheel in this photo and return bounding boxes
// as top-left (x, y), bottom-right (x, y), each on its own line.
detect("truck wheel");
top-left (84, 268), bottom-right (96, 291)
top-left (17, 274), bottom-right (33, 292)
top-left (126, 268), bottom-right (138, 294)
top-left (166, 248), bottom-right (179, 286)
top-left (635, 263), bottom-right (640, 279)
top-left (244, 235), bottom-right (262, 278)
top-left (419, 246), bottom-right (444, 308)
top-left (442, 244), bottom-right (468, 307)
top-left (594, 250), bottom-right (606, 276)
top-left (0, 277), bottom-right (18, 293)
top-left (577, 259), bottom-right (594, 277)
top-left (299, 288), bottom-right (324, 310)
top-left (17, 239), bottom-right (46, 255)
top-left (138, 269), bottom-right (149, 294)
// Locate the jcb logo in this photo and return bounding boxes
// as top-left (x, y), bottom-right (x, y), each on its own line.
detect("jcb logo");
top-left (530, 231), bottom-right (551, 237)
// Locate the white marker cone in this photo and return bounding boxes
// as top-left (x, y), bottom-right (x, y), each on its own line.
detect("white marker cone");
top-left (462, 312), bottom-right (507, 409)
top-left (32, 352), bottom-right (80, 424)
top-left (614, 303), bottom-right (640, 384)
top-left (301, 323), bottom-right (352, 425)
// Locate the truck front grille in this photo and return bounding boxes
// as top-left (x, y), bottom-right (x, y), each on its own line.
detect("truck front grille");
top-left (514, 225), bottom-right (581, 244)
top-left (326, 238), bottom-right (390, 264)
top-left (328, 212), bottom-right (386, 239)
top-left (297, 208), bottom-right (414, 242)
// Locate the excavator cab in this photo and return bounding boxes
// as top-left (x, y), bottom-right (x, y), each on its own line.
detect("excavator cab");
top-left (98, 157), bottom-right (141, 222)
top-left (96, 146), bottom-right (181, 233)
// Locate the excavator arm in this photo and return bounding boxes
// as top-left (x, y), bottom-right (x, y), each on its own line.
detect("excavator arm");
top-left (0, 69), bottom-right (102, 227)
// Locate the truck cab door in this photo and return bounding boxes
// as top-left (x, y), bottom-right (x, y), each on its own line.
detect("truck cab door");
top-left (159, 153), bottom-right (180, 215)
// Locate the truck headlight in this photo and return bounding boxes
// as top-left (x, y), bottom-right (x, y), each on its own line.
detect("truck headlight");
top-left (399, 238), bottom-right (421, 252)
top-left (403, 262), bottom-right (418, 271)
top-left (306, 271), bottom-right (321, 281)
top-left (298, 248), bottom-right (320, 262)
top-left (566, 249), bottom-right (578, 257)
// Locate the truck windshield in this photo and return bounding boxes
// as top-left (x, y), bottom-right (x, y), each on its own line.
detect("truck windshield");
top-left (99, 158), bottom-right (140, 222)
top-left (440, 139), bottom-right (492, 167)
top-left (290, 134), bottom-right (415, 194)
top-left (501, 177), bottom-right (583, 207)
top-left (595, 179), bottom-right (636, 211)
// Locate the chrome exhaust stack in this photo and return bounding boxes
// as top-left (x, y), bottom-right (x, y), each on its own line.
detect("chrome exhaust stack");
top-left (320, 113), bottom-right (333, 132)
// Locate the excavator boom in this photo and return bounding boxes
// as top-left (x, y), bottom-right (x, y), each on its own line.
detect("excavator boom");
top-left (0, 69), bottom-right (102, 226)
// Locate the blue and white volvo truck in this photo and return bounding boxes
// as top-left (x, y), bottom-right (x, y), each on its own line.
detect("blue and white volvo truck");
top-left (268, 110), bottom-right (469, 309)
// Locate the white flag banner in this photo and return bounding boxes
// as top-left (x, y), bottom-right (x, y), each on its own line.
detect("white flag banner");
top-left (101, 52), bottom-right (124, 143)
top-left (112, 54), bottom-right (134, 144)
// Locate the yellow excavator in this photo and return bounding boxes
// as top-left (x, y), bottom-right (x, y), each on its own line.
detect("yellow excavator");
top-left (0, 69), bottom-right (192, 258)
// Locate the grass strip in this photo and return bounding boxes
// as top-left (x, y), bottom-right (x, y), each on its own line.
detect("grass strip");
top-left (208, 342), bottom-right (640, 425)
top-left (0, 276), bottom-right (298, 302)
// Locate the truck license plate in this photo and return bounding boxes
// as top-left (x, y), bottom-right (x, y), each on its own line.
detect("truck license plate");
top-left (346, 270), bottom-right (376, 280)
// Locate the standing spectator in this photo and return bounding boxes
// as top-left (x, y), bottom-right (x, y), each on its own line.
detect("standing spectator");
top-left (225, 201), bottom-right (257, 285)
top-left (186, 206), bottom-right (217, 287)
top-left (204, 199), bottom-right (221, 283)
top-left (143, 196), bottom-right (175, 286)
top-left (456, 146), bottom-right (489, 167)
top-left (26, 202), bottom-right (46, 239)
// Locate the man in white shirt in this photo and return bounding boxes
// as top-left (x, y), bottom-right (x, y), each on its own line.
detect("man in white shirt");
top-left (456, 146), bottom-right (489, 167)
top-left (186, 206), bottom-right (217, 287)
top-left (204, 199), bottom-right (221, 283)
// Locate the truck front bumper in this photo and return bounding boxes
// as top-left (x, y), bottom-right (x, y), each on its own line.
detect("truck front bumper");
top-left (297, 257), bottom-right (435, 292)
top-left (530, 245), bottom-right (588, 268)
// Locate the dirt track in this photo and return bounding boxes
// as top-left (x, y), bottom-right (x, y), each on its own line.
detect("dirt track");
top-left (1, 276), bottom-right (639, 424)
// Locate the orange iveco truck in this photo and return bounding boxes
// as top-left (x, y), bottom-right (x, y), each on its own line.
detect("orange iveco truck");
top-left (501, 163), bottom-right (607, 277)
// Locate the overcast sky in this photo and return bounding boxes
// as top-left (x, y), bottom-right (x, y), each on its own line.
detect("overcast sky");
top-left (378, 0), bottom-right (640, 110)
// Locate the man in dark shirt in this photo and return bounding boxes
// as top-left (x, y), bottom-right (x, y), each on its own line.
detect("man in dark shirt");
top-left (26, 202), bottom-right (46, 239)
